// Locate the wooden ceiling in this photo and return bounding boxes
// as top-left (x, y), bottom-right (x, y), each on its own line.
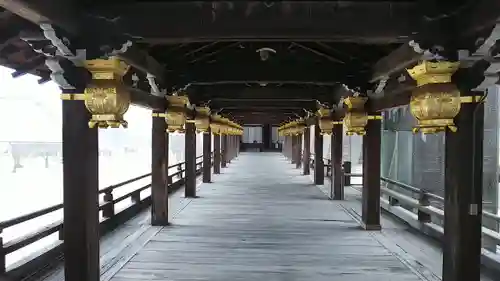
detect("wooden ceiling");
top-left (0, 1), bottom-right (498, 125)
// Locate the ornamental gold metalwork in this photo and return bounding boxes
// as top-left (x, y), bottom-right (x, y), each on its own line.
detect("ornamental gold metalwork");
top-left (343, 96), bottom-right (369, 136)
top-left (210, 114), bottom-right (222, 135)
top-left (316, 107), bottom-right (333, 135)
top-left (194, 106), bottom-right (211, 133)
top-left (83, 57), bottom-right (131, 129)
top-left (278, 119), bottom-right (306, 136)
top-left (407, 61), bottom-right (461, 134)
top-left (166, 95), bottom-right (190, 133)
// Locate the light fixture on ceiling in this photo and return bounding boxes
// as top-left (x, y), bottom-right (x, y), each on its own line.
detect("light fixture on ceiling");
top-left (256, 47), bottom-right (276, 61)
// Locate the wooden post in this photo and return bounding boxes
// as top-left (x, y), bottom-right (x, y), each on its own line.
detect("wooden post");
top-left (284, 136), bottom-right (289, 158)
top-left (290, 135), bottom-right (296, 164)
top-left (236, 135), bottom-right (240, 156)
top-left (214, 134), bottom-right (221, 174)
top-left (185, 122), bottom-right (197, 197)
top-left (361, 115), bottom-right (381, 230)
top-left (221, 134), bottom-right (227, 168)
top-left (303, 127), bottom-right (311, 175)
top-left (62, 94), bottom-right (99, 281)
top-left (226, 135), bottom-right (231, 163)
top-left (314, 124), bottom-right (324, 185)
top-left (151, 109), bottom-right (169, 225)
top-left (332, 125), bottom-right (344, 200)
top-left (229, 136), bottom-right (233, 162)
top-left (203, 129), bottom-right (212, 183)
top-left (296, 134), bottom-right (302, 169)
top-left (442, 97), bottom-right (483, 281)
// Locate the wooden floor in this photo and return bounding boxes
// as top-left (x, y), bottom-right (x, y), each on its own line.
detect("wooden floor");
top-left (35, 152), bottom-right (496, 281)
top-left (113, 153), bottom-right (425, 281)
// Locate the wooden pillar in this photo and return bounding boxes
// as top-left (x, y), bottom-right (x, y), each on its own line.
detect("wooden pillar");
top-left (221, 134), bottom-right (227, 168)
top-left (237, 135), bottom-right (240, 156)
top-left (303, 127), bottom-right (311, 175)
top-left (151, 109), bottom-right (169, 225)
top-left (185, 122), bottom-right (197, 197)
top-left (442, 97), bottom-right (483, 281)
top-left (314, 124), bottom-right (324, 185)
top-left (291, 135), bottom-right (298, 164)
top-left (62, 94), bottom-right (99, 281)
top-left (229, 136), bottom-right (234, 162)
top-left (214, 134), bottom-right (221, 174)
top-left (361, 115), bottom-right (381, 230)
top-left (284, 136), bottom-right (289, 158)
top-left (332, 125), bottom-right (344, 200)
top-left (203, 129), bottom-right (212, 183)
top-left (229, 136), bottom-right (232, 160)
top-left (296, 134), bottom-right (302, 169)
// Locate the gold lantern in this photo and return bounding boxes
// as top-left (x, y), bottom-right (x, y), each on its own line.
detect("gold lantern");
top-left (343, 96), bottom-right (369, 136)
top-left (83, 57), bottom-right (131, 129)
top-left (210, 114), bottom-right (222, 135)
top-left (194, 106), bottom-right (211, 133)
top-left (407, 61), bottom-right (461, 134)
top-left (166, 95), bottom-right (190, 133)
top-left (316, 107), bottom-right (333, 135)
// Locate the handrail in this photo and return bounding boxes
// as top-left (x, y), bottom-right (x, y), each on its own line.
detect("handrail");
top-left (0, 152), bottom-right (212, 277)
top-left (380, 176), bottom-right (499, 224)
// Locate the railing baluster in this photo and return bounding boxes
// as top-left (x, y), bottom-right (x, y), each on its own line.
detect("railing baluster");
top-left (1, 228), bottom-right (5, 274)
top-left (102, 192), bottom-right (115, 218)
top-left (131, 191), bottom-right (141, 204)
top-left (417, 190), bottom-right (431, 222)
top-left (343, 161), bottom-right (351, 186)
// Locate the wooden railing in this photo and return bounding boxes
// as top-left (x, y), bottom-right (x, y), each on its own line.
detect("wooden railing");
top-left (0, 154), bottom-right (206, 279)
top-left (324, 166), bottom-right (500, 271)
top-left (379, 176), bottom-right (500, 267)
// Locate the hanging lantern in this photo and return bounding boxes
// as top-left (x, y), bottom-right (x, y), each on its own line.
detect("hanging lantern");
top-left (194, 106), bottom-right (211, 133)
top-left (83, 57), bottom-right (131, 129)
top-left (166, 95), bottom-right (190, 133)
top-left (316, 107), bottom-right (333, 135)
top-left (210, 114), bottom-right (222, 135)
top-left (407, 61), bottom-right (461, 134)
top-left (343, 96), bottom-right (369, 136)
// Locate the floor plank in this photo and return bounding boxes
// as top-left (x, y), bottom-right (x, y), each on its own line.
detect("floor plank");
top-left (111, 153), bottom-right (424, 281)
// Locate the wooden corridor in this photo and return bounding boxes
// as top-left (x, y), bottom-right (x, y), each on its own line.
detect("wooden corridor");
top-left (31, 152), bottom-right (498, 281)
top-left (109, 153), bottom-right (421, 280)
top-left (67, 152), bottom-right (426, 281)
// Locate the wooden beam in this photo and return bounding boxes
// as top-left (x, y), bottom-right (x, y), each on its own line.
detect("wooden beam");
top-left (191, 86), bottom-right (338, 104)
top-left (202, 129), bottom-right (212, 183)
top-left (0, 0), bottom-right (166, 82)
top-left (62, 94), bottom-right (99, 281)
top-left (173, 61), bottom-right (361, 87)
top-left (151, 107), bottom-right (169, 225)
top-left (88, 1), bottom-right (418, 44)
top-left (214, 134), bottom-right (221, 174)
top-left (314, 122), bottom-right (324, 185)
top-left (369, 1), bottom-right (494, 83)
top-left (370, 44), bottom-right (421, 83)
top-left (361, 113), bottom-right (382, 230)
top-left (211, 100), bottom-right (318, 112)
top-left (443, 94), bottom-right (483, 281)
top-left (332, 125), bottom-right (343, 200)
top-left (221, 135), bottom-right (228, 168)
top-left (184, 122), bottom-right (197, 197)
top-left (295, 133), bottom-right (302, 169)
top-left (0, 0), bottom-right (79, 32)
top-left (303, 126), bottom-right (311, 175)
top-left (129, 88), bottom-right (166, 110)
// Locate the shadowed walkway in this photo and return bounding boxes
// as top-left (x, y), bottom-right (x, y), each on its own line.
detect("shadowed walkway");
top-left (109, 153), bottom-right (423, 281)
